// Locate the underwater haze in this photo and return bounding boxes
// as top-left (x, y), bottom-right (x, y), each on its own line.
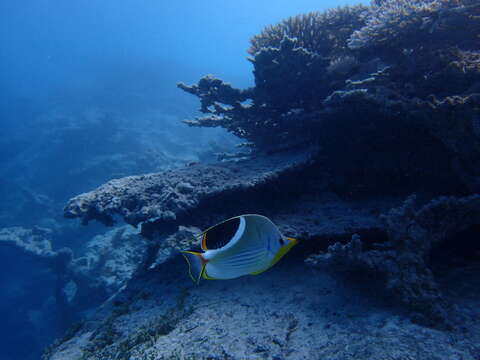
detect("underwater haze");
top-left (1, 0), bottom-right (364, 111)
top-left (3, 0), bottom-right (480, 359)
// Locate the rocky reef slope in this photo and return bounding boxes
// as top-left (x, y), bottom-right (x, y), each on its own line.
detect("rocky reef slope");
top-left (47, 1), bottom-right (480, 359)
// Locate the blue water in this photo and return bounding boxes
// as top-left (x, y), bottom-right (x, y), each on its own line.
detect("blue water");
top-left (0, 1), bottom-right (367, 359)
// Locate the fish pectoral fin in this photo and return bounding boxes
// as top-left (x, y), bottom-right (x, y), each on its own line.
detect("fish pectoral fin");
top-left (181, 251), bottom-right (206, 284)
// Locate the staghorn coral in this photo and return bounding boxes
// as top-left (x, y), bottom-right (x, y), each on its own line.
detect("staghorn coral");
top-left (249, 5), bottom-right (368, 56)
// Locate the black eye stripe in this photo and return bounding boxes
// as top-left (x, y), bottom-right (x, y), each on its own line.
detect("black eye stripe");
top-left (279, 237), bottom-right (285, 245)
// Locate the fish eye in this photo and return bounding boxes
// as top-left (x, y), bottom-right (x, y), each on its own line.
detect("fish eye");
top-left (279, 237), bottom-right (285, 245)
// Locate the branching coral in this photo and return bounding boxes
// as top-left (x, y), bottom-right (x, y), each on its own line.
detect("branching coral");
top-left (178, 34), bottom-right (360, 149)
top-left (179, 1), bottom-right (479, 150)
top-left (306, 195), bottom-right (480, 328)
top-left (177, 76), bottom-right (257, 142)
top-left (177, 41), bottom-right (327, 148)
top-left (177, 76), bottom-right (253, 114)
top-left (249, 5), bottom-right (368, 56)
top-left (178, 6), bottom-right (368, 150)
top-left (348, 0), bottom-right (480, 52)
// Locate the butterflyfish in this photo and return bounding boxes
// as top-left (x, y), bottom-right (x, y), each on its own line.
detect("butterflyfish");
top-left (181, 214), bottom-right (297, 283)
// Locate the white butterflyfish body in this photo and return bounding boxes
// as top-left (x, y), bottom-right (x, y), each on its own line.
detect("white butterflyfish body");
top-left (181, 214), bottom-right (297, 283)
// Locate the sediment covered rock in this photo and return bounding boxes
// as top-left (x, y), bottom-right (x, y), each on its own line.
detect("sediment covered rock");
top-left (71, 225), bottom-right (148, 297)
top-left (63, 147), bottom-right (320, 233)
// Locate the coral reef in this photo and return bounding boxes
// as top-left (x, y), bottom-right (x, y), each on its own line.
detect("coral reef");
top-left (306, 195), bottom-right (480, 328)
top-left (1, 224), bottom-right (154, 359)
top-left (0, 224), bottom-right (149, 303)
top-left (178, 36), bottom-right (360, 149)
top-left (149, 225), bottom-right (202, 268)
top-left (70, 225), bottom-right (148, 297)
top-left (0, 227), bottom-right (74, 360)
top-left (345, 0), bottom-right (480, 108)
top-left (47, 1), bottom-right (480, 358)
top-left (178, 6), bottom-right (367, 150)
top-left (178, 0), bottom-right (480, 189)
top-left (65, 0), bottom-right (479, 323)
top-left (348, 0), bottom-right (480, 53)
top-left (248, 5), bottom-right (367, 56)
top-left (0, 226), bottom-right (73, 279)
top-left (64, 147), bottom-right (319, 234)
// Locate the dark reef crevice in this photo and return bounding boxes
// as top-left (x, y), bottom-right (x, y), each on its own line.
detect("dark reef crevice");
top-left (430, 224), bottom-right (480, 274)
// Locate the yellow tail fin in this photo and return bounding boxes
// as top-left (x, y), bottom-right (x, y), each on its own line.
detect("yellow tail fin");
top-left (181, 251), bottom-right (206, 284)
